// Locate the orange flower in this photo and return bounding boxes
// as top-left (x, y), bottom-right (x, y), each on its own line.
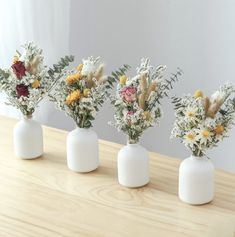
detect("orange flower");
top-left (31, 79), bottom-right (40, 88)
top-left (66, 73), bottom-right (82, 85)
top-left (65, 90), bottom-right (81, 105)
top-left (76, 64), bottom-right (83, 72)
top-left (214, 124), bottom-right (224, 135)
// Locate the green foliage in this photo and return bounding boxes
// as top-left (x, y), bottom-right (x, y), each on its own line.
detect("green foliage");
top-left (158, 68), bottom-right (183, 98)
top-left (108, 64), bottom-right (131, 82)
top-left (39, 55), bottom-right (74, 100)
top-left (219, 97), bottom-right (235, 116)
top-left (0, 69), bottom-right (10, 80)
top-left (147, 68), bottom-right (183, 110)
top-left (48, 55), bottom-right (74, 78)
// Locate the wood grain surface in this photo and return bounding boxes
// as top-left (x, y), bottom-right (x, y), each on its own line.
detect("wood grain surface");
top-left (0, 116), bottom-right (235, 237)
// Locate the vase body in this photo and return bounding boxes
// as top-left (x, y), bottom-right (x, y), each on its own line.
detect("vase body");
top-left (117, 143), bottom-right (149, 188)
top-left (13, 117), bottom-right (43, 159)
top-left (67, 127), bottom-right (99, 172)
top-left (179, 155), bottom-right (214, 205)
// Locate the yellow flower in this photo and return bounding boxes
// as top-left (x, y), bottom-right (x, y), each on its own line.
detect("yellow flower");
top-left (65, 90), bottom-right (81, 105)
top-left (119, 75), bottom-right (128, 86)
top-left (77, 64), bottom-right (83, 72)
top-left (194, 90), bottom-right (204, 98)
top-left (143, 111), bottom-right (152, 121)
top-left (12, 56), bottom-right (19, 64)
top-left (83, 88), bottom-right (91, 97)
top-left (31, 79), bottom-right (40, 89)
top-left (187, 111), bottom-right (195, 117)
top-left (66, 73), bottom-right (82, 85)
top-left (214, 124), bottom-right (224, 135)
top-left (202, 130), bottom-right (210, 138)
top-left (186, 133), bottom-right (194, 140)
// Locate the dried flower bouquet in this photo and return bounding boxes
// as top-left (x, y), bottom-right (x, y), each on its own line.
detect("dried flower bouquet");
top-left (171, 83), bottom-right (235, 157)
top-left (110, 58), bottom-right (182, 143)
top-left (0, 42), bottom-right (74, 116)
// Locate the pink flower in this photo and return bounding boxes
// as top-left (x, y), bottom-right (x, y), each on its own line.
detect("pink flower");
top-left (126, 110), bottom-right (135, 125)
top-left (127, 110), bottom-right (134, 116)
top-left (120, 86), bottom-right (137, 103)
top-left (12, 61), bottom-right (26, 79)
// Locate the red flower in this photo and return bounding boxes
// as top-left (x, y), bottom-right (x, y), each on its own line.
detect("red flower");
top-left (16, 84), bottom-right (29, 97)
top-left (12, 61), bottom-right (26, 79)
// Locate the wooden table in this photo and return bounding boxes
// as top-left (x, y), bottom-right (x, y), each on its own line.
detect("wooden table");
top-left (0, 116), bottom-right (235, 237)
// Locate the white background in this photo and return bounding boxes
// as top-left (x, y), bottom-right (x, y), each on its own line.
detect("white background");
top-left (0, 0), bottom-right (235, 171)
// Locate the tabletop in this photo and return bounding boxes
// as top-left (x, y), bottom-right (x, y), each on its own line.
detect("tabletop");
top-left (0, 116), bottom-right (235, 237)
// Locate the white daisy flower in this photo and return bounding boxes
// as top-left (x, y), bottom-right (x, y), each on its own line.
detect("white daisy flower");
top-left (183, 131), bottom-right (196, 147)
top-left (195, 126), bottom-right (213, 145)
top-left (184, 107), bottom-right (198, 122)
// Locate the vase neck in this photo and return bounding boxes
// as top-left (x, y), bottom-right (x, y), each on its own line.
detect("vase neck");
top-left (190, 155), bottom-right (206, 160)
top-left (127, 136), bottom-right (139, 145)
top-left (127, 143), bottom-right (140, 147)
top-left (75, 126), bottom-right (90, 131)
top-left (127, 138), bottom-right (138, 146)
top-left (23, 114), bottom-right (33, 120)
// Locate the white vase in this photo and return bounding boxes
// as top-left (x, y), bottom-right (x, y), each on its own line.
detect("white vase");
top-left (117, 143), bottom-right (149, 188)
top-left (179, 155), bottom-right (214, 205)
top-left (13, 116), bottom-right (43, 159)
top-left (67, 127), bottom-right (99, 172)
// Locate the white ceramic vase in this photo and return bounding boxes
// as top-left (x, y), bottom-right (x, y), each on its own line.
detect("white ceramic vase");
top-left (117, 143), bottom-right (149, 188)
top-left (13, 116), bottom-right (43, 159)
top-left (179, 155), bottom-right (214, 205)
top-left (67, 127), bottom-right (99, 172)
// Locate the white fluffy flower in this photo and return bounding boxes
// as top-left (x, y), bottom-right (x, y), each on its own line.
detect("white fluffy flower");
top-left (81, 56), bottom-right (99, 76)
top-left (211, 90), bottom-right (225, 103)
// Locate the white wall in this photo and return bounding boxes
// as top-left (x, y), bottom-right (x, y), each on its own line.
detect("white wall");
top-left (0, 0), bottom-right (235, 171)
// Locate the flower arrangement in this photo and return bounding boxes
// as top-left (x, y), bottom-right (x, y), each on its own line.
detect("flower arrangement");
top-left (0, 42), bottom-right (74, 116)
top-left (110, 58), bottom-right (182, 144)
top-left (51, 56), bottom-right (129, 128)
top-left (171, 83), bottom-right (235, 157)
